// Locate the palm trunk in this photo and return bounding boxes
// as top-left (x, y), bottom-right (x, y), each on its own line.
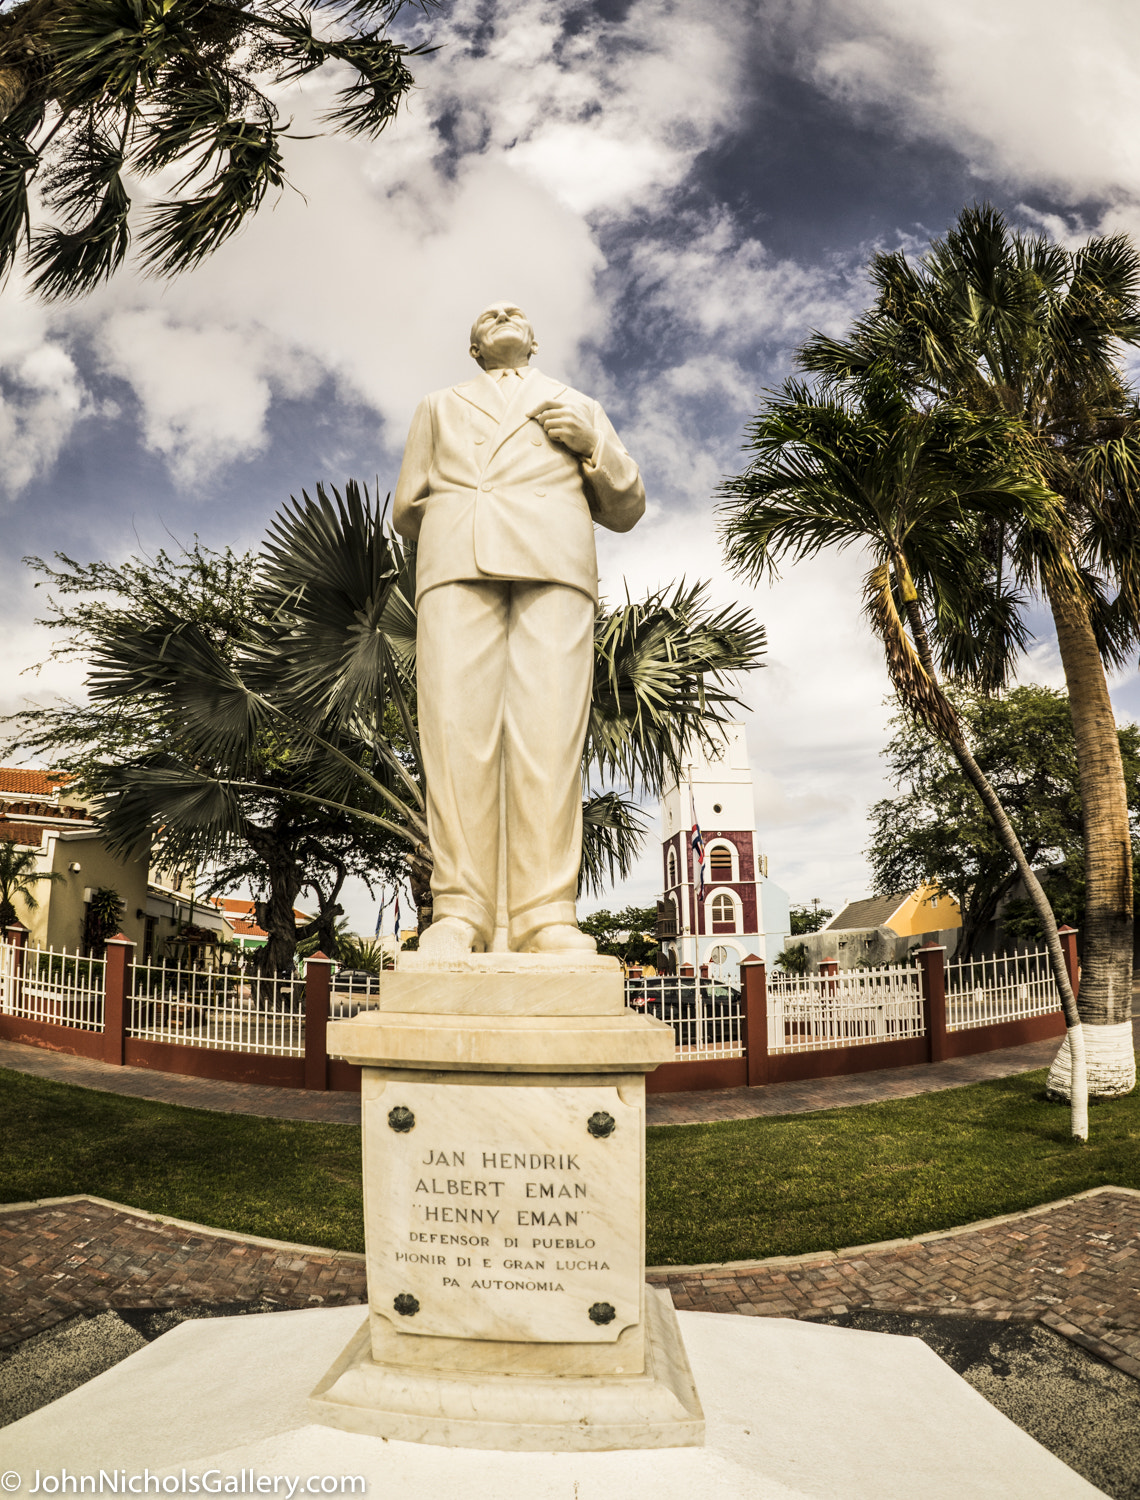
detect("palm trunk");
top-left (0, 0), bottom-right (59, 123)
top-left (1043, 577), bottom-right (1135, 1097)
top-left (897, 577), bottom-right (1089, 1138)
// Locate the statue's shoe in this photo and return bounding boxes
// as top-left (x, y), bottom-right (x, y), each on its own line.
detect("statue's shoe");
top-left (417, 918), bottom-right (481, 958)
top-left (522, 924), bottom-right (597, 954)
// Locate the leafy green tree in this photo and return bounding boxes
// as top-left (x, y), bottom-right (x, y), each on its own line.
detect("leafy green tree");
top-left (718, 368), bottom-right (1092, 1137)
top-left (0, 835), bottom-right (59, 929)
top-left (789, 903), bottom-right (832, 935)
top-left (577, 905), bottom-right (660, 967)
top-left (802, 205), bottom-right (1140, 1095)
top-left (870, 687), bottom-right (1140, 957)
top-left (0, 0), bottom-right (432, 297)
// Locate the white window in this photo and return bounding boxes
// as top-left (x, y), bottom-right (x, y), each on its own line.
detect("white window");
top-left (667, 846), bottom-right (678, 888)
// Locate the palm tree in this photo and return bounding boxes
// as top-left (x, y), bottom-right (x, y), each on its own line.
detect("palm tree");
top-left (718, 369), bottom-right (1092, 1138)
top-left (0, 0), bottom-right (431, 297)
top-left (83, 480), bottom-right (766, 967)
top-left (801, 206), bottom-right (1140, 1099)
top-left (0, 836), bottom-right (59, 930)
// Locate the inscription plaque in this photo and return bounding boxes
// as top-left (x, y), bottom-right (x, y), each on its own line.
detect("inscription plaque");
top-left (366, 1081), bottom-right (641, 1343)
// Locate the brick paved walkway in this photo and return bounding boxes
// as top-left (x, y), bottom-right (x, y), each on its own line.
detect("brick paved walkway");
top-left (3, 1188), bottom-right (1139, 1386)
top-left (0, 1196), bottom-right (366, 1351)
top-left (647, 1185), bottom-right (1140, 1381)
top-left (7, 1022), bottom-right (1138, 1128)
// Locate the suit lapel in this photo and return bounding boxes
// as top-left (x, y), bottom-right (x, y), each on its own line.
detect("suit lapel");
top-left (454, 372), bottom-right (503, 423)
top-left (488, 368), bottom-right (567, 461)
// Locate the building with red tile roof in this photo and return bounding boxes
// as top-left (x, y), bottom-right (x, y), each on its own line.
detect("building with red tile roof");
top-left (0, 768), bottom-right (70, 798)
top-left (202, 896), bottom-right (313, 950)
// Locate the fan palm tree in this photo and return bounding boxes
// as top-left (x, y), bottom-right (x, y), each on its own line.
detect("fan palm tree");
top-left (84, 480), bottom-right (765, 969)
top-left (801, 206), bottom-right (1140, 1099)
top-left (0, 0), bottom-right (432, 297)
top-left (0, 835), bottom-right (59, 930)
top-left (718, 369), bottom-right (1092, 1138)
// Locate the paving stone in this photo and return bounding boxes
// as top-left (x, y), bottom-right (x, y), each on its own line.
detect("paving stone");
top-left (0, 1199), bottom-right (366, 1351)
top-left (647, 1188), bottom-right (1140, 1383)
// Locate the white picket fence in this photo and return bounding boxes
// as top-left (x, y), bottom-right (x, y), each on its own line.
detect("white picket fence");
top-left (625, 974), bottom-right (743, 1060)
top-left (945, 948), bottom-right (1060, 1031)
top-left (767, 964), bottom-right (925, 1054)
top-left (1, 935), bottom-right (1066, 1076)
top-left (129, 959), bottom-right (306, 1057)
top-left (0, 941), bottom-right (106, 1031)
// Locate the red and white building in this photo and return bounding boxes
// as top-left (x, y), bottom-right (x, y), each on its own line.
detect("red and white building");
top-left (657, 723), bottom-right (790, 977)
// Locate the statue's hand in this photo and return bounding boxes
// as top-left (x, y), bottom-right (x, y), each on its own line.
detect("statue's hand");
top-left (528, 398), bottom-right (599, 459)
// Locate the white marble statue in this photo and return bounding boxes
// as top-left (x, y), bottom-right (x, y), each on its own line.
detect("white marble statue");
top-left (393, 302), bottom-right (645, 956)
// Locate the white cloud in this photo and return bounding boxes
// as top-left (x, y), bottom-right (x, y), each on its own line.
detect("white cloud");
top-left (628, 212), bottom-right (866, 354)
top-left (799, 0), bottom-right (1140, 209)
top-left (96, 312), bottom-right (276, 483)
top-left (0, 284), bottom-right (89, 498)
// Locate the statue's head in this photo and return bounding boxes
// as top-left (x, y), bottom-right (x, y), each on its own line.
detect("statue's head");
top-left (469, 302), bottom-right (537, 370)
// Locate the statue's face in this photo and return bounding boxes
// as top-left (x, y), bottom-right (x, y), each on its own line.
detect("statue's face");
top-left (469, 302), bottom-right (536, 368)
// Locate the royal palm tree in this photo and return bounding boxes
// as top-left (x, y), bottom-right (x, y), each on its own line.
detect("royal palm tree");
top-left (718, 369), bottom-right (1092, 1138)
top-left (82, 481), bottom-right (766, 968)
top-left (0, 0), bottom-right (432, 297)
top-left (801, 206), bottom-right (1140, 1099)
top-left (0, 835), bottom-right (59, 930)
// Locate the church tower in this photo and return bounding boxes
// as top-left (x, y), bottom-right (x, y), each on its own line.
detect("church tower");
top-left (657, 722), bottom-right (790, 976)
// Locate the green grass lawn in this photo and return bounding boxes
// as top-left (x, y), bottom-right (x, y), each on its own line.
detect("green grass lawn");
top-left (2, 1064), bottom-right (1138, 1265)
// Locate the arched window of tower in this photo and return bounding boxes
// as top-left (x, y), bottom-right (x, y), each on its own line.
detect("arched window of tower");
top-left (710, 892), bottom-right (737, 933)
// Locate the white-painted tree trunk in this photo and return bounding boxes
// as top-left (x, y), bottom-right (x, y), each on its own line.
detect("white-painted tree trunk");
top-left (1046, 1021), bottom-right (1135, 1106)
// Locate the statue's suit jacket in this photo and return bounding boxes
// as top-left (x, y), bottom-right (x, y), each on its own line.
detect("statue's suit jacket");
top-left (392, 367), bottom-right (645, 602)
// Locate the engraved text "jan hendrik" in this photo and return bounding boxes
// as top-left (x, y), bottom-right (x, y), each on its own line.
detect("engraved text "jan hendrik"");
top-left (483, 1153), bottom-right (580, 1170)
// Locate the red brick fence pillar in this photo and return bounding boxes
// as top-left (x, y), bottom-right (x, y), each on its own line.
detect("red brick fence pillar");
top-left (915, 941), bottom-right (947, 1064)
top-left (741, 955), bottom-right (769, 1087)
top-left (102, 933), bottom-right (135, 1066)
top-left (304, 952), bottom-right (335, 1091)
top-left (4, 921), bottom-right (28, 1013)
top-left (1057, 925), bottom-right (1080, 999)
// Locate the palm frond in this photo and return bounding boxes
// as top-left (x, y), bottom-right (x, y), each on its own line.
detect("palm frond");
top-left (0, 130), bottom-right (34, 277)
top-left (578, 789), bottom-right (648, 898)
top-left (587, 580), bottom-right (765, 793)
top-left (29, 170), bottom-right (130, 296)
top-left (137, 117), bottom-right (284, 275)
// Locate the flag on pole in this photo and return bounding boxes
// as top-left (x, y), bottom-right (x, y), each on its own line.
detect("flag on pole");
top-left (393, 892), bottom-right (402, 946)
top-left (374, 886), bottom-right (389, 938)
top-left (688, 782), bottom-right (705, 895)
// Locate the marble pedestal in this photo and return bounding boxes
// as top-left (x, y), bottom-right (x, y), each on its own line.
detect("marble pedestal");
top-left (311, 954), bottom-right (702, 1450)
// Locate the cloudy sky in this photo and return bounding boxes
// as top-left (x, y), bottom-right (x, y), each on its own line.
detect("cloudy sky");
top-left (2, 0), bottom-right (1139, 933)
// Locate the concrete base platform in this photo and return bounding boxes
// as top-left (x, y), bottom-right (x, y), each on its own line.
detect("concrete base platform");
top-left (310, 1287), bottom-right (703, 1450)
top-left (3, 1303), bottom-right (1103, 1498)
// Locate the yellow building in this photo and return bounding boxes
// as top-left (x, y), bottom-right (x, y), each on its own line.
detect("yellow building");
top-left (882, 885), bottom-right (962, 937)
top-left (0, 769), bottom-right (149, 952)
top-left (826, 885), bottom-right (962, 939)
